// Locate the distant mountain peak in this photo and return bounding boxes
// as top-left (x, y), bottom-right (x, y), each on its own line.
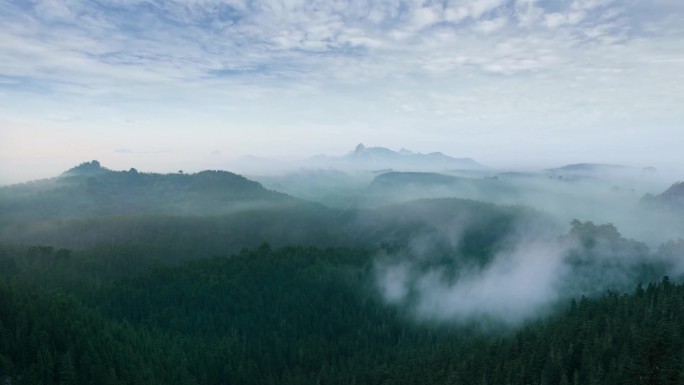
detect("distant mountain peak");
top-left (338, 144), bottom-right (486, 171)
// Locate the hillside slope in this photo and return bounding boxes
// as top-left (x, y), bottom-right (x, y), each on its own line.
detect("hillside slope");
top-left (0, 161), bottom-right (301, 220)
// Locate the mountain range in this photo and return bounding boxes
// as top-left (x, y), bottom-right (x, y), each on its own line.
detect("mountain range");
top-left (310, 143), bottom-right (485, 171)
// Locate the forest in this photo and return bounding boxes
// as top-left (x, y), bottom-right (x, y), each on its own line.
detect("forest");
top-left (1, 162), bottom-right (684, 384)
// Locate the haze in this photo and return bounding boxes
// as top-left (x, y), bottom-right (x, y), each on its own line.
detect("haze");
top-left (1, 0), bottom-right (684, 184)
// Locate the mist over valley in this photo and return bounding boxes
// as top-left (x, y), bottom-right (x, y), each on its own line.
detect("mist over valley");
top-left (2, 148), bottom-right (684, 384)
top-left (2, 150), bottom-right (683, 322)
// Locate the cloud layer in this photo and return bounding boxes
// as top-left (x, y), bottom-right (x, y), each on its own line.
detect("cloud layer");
top-left (1, 0), bottom-right (683, 182)
top-left (3, 0), bottom-right (678, 86)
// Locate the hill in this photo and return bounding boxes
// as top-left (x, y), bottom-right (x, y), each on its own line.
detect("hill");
top-left (365, 171), bottom-right (516, 205)
top-left (0, 162), bottom-right (554, 267)
top-left (0, 160), bottom-right (682, 385)
top-left (0, 161), bottom-right (301, 220)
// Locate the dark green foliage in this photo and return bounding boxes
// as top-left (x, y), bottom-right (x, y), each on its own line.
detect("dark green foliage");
top-left (358, 198), bottom-right (555, 265)
top-left (1, 166), bottom-right (682, 384)
top-left (0, 197), bottom-right (550, 272)
top-left (562, 220), bottom-right (667, 295)
top-left (0, 279), bottom-right (179, 385)
top-left (0, 208), bottom-right (344, 261)
top-left (2, 243), bottom-right (684, 385)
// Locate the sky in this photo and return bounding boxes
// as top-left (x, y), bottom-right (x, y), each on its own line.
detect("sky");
top-left (1, 0), bottom-right (683, 184)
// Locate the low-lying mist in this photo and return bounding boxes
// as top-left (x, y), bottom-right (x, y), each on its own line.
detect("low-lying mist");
top-left (2, 156), bottom-right (683, 329)
top-left (254, 163), bottom-right (683, 247)
top-left (376, 238), bottom-right (567, 325)
top-left (374, 219), bottom-right (682, 326)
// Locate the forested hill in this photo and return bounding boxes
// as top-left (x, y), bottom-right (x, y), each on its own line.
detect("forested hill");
top-left (0, 161), bottom-right (302, 220)
top-left (2, 163), bottom-right (682, 385)
top-left (0, 196), bottom-right (552, 267)
top-left (366, 171), bottom-right (517, 204)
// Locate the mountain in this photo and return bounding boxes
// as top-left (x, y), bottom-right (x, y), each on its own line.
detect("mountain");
top-left (310, 143), bottom-right (486, 171)
top-left (0, 161), bottom-right (301, 220)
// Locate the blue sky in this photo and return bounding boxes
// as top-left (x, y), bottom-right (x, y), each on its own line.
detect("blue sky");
top-left (1, 0), bottom-right (683, 183)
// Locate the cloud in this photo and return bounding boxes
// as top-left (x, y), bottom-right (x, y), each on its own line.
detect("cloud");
top-left (543, 12), bottom-right (584, 29)
top-left (474, 16), bottom-right (508, 34)
top-left (0, 0), bottom-right (668, 89)
top-left (373, 215), bottom-right (684, 325)
top-left (411, 240), bottom-right (568, 324)
top-left (0, 0), bottom-right (683, 181)
top-left (468, 0), bottom-right (506, 19)
top-left (514, 0), bottom-right (544, 27)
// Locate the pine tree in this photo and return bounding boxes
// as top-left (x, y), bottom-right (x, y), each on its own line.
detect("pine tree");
top-left (57, 353), bottom-right (77, 385)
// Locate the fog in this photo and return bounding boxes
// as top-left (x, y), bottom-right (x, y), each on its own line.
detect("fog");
top-left (374, 217), bottom-right (682, 326)
top-left (249, 152), bottom-right (683, 246)
top-left (376, 237), bottom-right (569, 325)
top-left (2, 151), bottom-right (683, 328)
top-left (233, 149), bottom-right (683, 325)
